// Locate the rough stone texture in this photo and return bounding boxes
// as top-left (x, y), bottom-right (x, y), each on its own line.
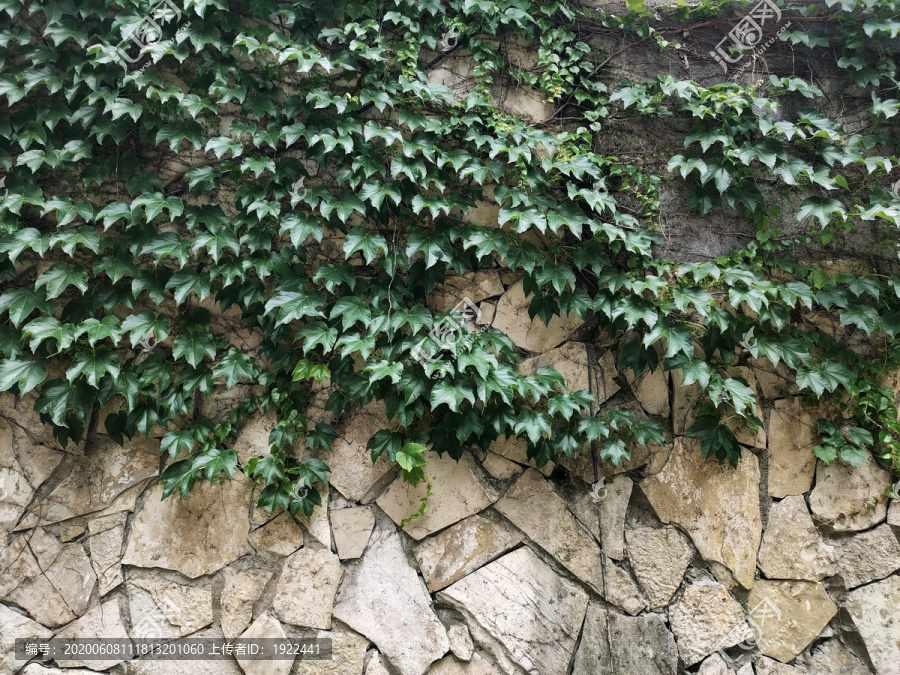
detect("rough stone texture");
top-left (603, 557), bottom-right (648, 616)
top-left (87, 511), bottom-right (127, 595)
top-left (517, 342), bottom-right (619, 403)
top-left (122, 474), bottom-right (252, 578)
top-left (628, 365), bottom-right (670, 417)
top-left (232, 410), bottom-right (276, 465)
top-left (756, 658), bottom-right (809, 675)
top-left (571, 602), bottom-right (611, 675)
top-left (747, 580), bottom-right (837, 663)
top-left (428, 270), bottom-right (505, 311)
top-left (413, 514), bottom-right (523, 592)
top-left (376, 451), bottom-right (493, 540)
top-left (364, 651), bottom-right (392, 675)
top-left (767, 399), bottom-right (819, 497)
top-left (490, 434), bottom-right (553, 477)
top-left (298, 481), bottom-right (332, 549)
top-left (447, 621), bottom-right (475, 662)
top-left (698, 653), bottom-right (733, 675)
top-left (273, 548), bottom-right (343, 630)
top-left (27, 528), bottom-right (95, 618)
top-left (121, 627), bottom-right (243, 675)
top-left (0, 533), bottom-right (78, 627)
top-left (808, 640), bottom-right (871, 675)
top-left (249, 511), bottom-right (304, 556)
top-left (331, 506), bottom-right (376, 560)
top-left (438, 546), bottom-right (589, 675)
top-left (626, 526), bottom-right (694, 608)
top-left (128, 575), bottom-right (214, 639)
top-left (492, 280), bottom-right (583, 353)
top-left (641, 437), bottom-right (762, 589)
top-left (318, 402), bottom-right (394, 502)
top-left (220, 568), bottom-right (273, 639)
top-left (598, 475), bottom-right (632, 560)
top-left (668, 583), bottom-right (754, 667)
top-left (607, 612), bottom-right (679, 675)
top-left (18, 436), bottom-right (158, 528)
top-left (757, 495), bottom-right (837, 582)
top-left (237, 614), bottom-right (291, 675)
top-left (809, 457), bottom-right (890, 531)
top-left (426, 654), bottom-right (502, 675)
top-left (0, 604), bottom-right (52, 675)
top-left (494, 469), bottom-right (605, 595)
top-left (480, 452), bottom-right (523, 480)
top-left (845, 575), bottom-right (900, 675)
top-left (888, 499), bottom-right (899, 526)
top-left (293, 625), bottom-right (370, 675)
top-left (332, 526), bottom-right (448, 675)
top-left (53, 600), bottom-right (129, 670)
top-left (0, 418), bottom-right (64, 536)
top-left (833, 523), bottom-right (900, 589)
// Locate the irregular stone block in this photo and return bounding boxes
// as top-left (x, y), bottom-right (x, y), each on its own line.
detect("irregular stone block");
top-left (249, 511), bottom-right (304, 556)
top-left (489, 434), bottom-right (553, 476)
top-left (808, 640), bottom-right (870, 675)
top-left (88, 511), bottom-right (128, 595)
top-left (413, 514), bottom-right (523, 592)
top-left (438, 547), bottom-right (589, 675)
top-left (377, 451), bottom-right (493, 540)
top-left (626, 526), bottom-right (693, 607)
top-left (809, 457), bottom-right (890, 531)
top-left (333, 526), bottom-right (448, 675)
top-left (480, 452), bottom-right (523, 480)
top-left (0, 604), bottom-right (52, 675)
top-left (331, 505), bottom-right (375, 560)
top-left (747, 580), bottom-right (837, 663)
top-left (128, 575), bottom-right (214, 639)
top-left (607, 612), bottom-right (678, 675)
top-left (54, 600), bottom-right (129, 670)
top-left (833, 523), bottom-right (900, 589)
top-left (846, 575), bottom-right (900, 674)
top-left (767, 399), bottom-right (819, 497)
top-left (122, 474), bottom-right (252, 578)
top-left (494, 469), bottom-right (604, 595)
top-left (668, 583), bottom-right (753, 667)
top-left (603, 558), bottom-right (647, 616)
top-left (426, 654), bottom-right (502, 674)
top-left (598, 475), bottom-right (632, 560)
top-left (273, 548), bottom-right (343, 630)
top-left (572, 602), bottom-right (612, 675)
top-left (518, 342), bottom-right (619, 403)
top-left (237, 614), bottom-right (290, 675)
top-left (492, 280), bottom-right (582, 353)
top-left (293, 624), bottom-right (370, 675)
top-left (28, 528), bottom-right (95, 618)
top-left (641, 437), bottom-right (761, 589)
top-left (220, 568), bottom-right (273, 639)
top-left (757, 495), bottom-right (836, 581)
top-left (0, 533), bottom-right (77, 627)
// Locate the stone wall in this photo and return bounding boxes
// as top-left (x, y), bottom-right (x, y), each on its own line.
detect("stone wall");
top-left (2, 266), bottom-right (900, 675)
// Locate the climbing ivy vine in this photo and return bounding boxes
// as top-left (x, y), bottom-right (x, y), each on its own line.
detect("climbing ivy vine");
top-left (1, 0), bottom-right (899, 515)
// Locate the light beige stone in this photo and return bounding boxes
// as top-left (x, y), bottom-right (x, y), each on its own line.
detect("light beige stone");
top-left (492, 280), bottom-right (583, 353)
top-left (331, 506), bottom-right (375, 560)
top-left (232, 410), bottom-right (276, 465)
top-left (889, 499), bottom-right (899, 526)
top-left (809, 456), bottom-right (890, 531)
top-left (428, 271), bottom-right (505, 311)
top-left (767, 399), bottom-right (819, 497)
top-left (0, 604), bottom-right (52, 675)
top-left (273, 548), bottom-right (343, 630)
top-left (122, 474), bottom-right (252, 578)
top-left (698, 653), bottom-right (733, 675)
top-left (628, 365), bottom-right (669, 417)
top-left (626, 526), bottom-right (694, 607)
top-left (237, 614), bottom-right (291, 675)
top-left (88, 511), bottom-right (127, 595)
top-left (437, 547), bottom-right (589, 675)
top-left (377, 451), bottom-right (493, 540)
top-left (426, 654), bottom-right (502, 675)
top-left (54, 600), bottom-right (129, 670)
top-left (598, 475), bottom-right (632, 560)
top-left (128, 575), bottom-right (214, 639)
top-left (0, 418), bottom-right (64, 536)
top-left (833, 523), bottom-right (900, 589)
top-left (571, 602), bottom-right (611, 675)
top-left (517, 342), bottom-right (619, 403)
top-left (58, 523), bottom-right (86, 542)
top-left (364, 651), bottom-right (392, 675)
top-left (28, 528), bottom-right (95, 618)
top-left (641, 437), bottom-right (761, 589)
top-left (220, 568), bottom-right (273, 639)
top-left (756, 658), bottom-right (808, 675)
top-left (293, 625), bottom-right (370, 675)
top-left (317, 402), bottom-right (394, 502)
top-left (668, 583), bottom-right (753, 667)
top-left (752, 357), bottom-right (795, 400)
top-left (480, 451), bottom-right (523, 480)
top-left (603, 558), bottom-right (647, 615)
top-left (747, 580), bottom-right (837, 663)
top-left (0, 533), bottom-right (76, 627)
top-left (121, 626), bottom-right (243, 675)
top-left (757, 495), bottom-right (836, 581)
top-left (808, 640), bottom-right (870, 675)
top-left (447, 622), bottom-right (474, 662)
top-left (490, 434), bottom-right (553, 476)
top-left (333, 526), bottom-right (449, 675)
top-left (495, 469), bottom-right (605, 594)
top-left (18, 436), bottom-right (158, 527)
top-left (413, 514), bottom-right (523, 592)
top-left (846, 575), bottom-right (900, 675)
top-left (249, 511), bottom-right (304, 556)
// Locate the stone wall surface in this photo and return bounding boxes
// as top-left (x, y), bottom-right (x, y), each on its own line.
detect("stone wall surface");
top-left (3, 2), bottom-right (900, 674)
